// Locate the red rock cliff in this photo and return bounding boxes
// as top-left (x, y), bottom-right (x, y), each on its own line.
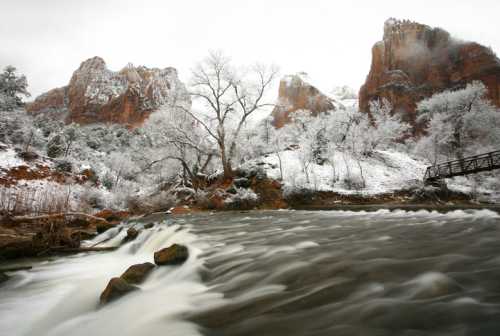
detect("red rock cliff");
top-left (271, 74), bottom-right (337, 128)
top-left (27, 57), bottom-right (189, 127)
top-left (359, 18), bottom-right (500, 132)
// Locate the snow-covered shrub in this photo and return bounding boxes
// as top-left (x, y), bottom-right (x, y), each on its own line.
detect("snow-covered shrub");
top-left (342, 173), bottom-right (366, 191)
top-left (224, 188), bottom-right (259, 210)
top-left (126, 191), bottom-right (176, 214)
top-left (101, 173), bottom-right (115, 190)
top-left (148, 191), bottom-right (176, 212)
top-left (80, 187), bottom-right (106, 210)
top-left (47, 134), bottom-right (66, 158)
top-left (55, 159), bottom-right (72, 173)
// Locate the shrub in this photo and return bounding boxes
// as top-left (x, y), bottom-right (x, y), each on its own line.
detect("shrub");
top-left (224, 188), bottom-right (259, 210)
top-left (47, 134), bottom-right (66, 158)
top-left (55, 159), bottom-right (73, 173)
top-left (126, 191), bottom-right (176, 214)
top-left (80, 187), bottom-right (105, 210)
top-left (342, 174), bottom-right (366, 191)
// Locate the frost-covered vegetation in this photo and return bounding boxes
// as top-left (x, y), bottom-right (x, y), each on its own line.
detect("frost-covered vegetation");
top-left (1, 58), bottom-right (500, 215)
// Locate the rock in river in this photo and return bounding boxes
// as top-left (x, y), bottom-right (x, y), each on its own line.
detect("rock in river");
top-left (154, 244), bottom-right (189, 266)
top-left (100, 277), bottom-right (139, 305)
top-left (120, 262), bottom-right (155, 284)
top-left (122, 227), bottom-right (140, 243)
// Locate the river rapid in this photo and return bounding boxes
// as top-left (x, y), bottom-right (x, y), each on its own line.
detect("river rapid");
top-left (1, 209), bottom-right (500, 336)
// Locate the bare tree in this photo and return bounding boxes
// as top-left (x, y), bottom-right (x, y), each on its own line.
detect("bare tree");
top-left (178, 51), bottom-right (279, 178)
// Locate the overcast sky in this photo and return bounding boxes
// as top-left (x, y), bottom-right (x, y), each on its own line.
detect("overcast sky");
top-left (1, 0), bottom-right (499, 98)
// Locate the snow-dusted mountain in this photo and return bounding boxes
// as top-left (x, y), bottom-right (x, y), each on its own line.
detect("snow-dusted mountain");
top-left (27, 57), bottom-right (189, 127)
top-left (270, 73), bottom-right (340, 128)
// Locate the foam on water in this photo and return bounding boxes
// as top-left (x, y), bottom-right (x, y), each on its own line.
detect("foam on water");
top-left (0, 221), bottom-right (210, 336)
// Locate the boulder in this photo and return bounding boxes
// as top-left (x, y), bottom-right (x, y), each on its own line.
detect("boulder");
top-left (154, 244), bottom-right (189, 266)
top-left (359, 18), bottom-right (500, 134)
top-left (122, 227), bottom-right (139, 243)
top-left (120, 262), bottom-right (155, 284)
top-left (99, 277), bottom-right (139, 305)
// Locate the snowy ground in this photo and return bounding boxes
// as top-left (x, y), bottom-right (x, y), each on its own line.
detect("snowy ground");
top-left (0, 147), bottom-right (25, 172)
top-left (241, 148), bottom-right (500, 203)
top-left (242, 149), bottom-right (428, 196)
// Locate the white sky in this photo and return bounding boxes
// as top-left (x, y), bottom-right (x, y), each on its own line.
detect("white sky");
top-left (1, 0), bottom-right (499, 98)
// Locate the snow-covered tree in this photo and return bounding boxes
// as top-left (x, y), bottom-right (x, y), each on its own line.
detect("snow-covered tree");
top-left (141, 105), bottom-right (216, 188)
top-left (416, 81), bottom-right (500, 162)
top-left (0, 66), bottom-right (30, 110)
top-left (358, 98), bottom-right (411, 155)
top-left (179, 51), bottom-right (279, 177)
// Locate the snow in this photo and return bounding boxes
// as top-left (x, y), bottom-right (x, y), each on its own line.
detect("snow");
top-left (0, 147), bottom-right (25, 171)
top-left (242, 149), bottom-right (427, 196)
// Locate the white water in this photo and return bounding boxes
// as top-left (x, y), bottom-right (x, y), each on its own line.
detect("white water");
top-left (0, 220), bottom-right (211, 336)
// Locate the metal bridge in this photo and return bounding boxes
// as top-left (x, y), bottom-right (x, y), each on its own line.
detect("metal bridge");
top-left (424, 150), bottom-right (500, 183)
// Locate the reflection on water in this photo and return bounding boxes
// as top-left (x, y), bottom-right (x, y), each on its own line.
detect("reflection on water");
top-left (1, 209), bottom-right (500, 336)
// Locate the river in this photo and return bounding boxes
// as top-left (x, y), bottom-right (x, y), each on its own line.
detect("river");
top-left (1, 209), bottom-right (500, 335)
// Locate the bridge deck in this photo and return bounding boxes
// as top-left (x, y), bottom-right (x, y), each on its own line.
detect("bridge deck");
top-left (424, 150), bottom-right (500, 182)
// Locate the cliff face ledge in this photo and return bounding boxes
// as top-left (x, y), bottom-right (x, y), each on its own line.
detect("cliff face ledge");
top-left (271, 73), bottom-right (337, 128)
top-left (27, 57), bottom-right (189, 127)
top-left (359, 18), bottom-right (500, 132)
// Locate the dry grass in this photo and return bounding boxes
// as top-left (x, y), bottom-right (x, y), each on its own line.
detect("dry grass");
top-left (0, 185), bottom-right (75, 216)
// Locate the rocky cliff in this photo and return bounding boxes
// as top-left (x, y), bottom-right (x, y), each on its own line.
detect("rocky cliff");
top-left (27, 57), bottom-right (189, 126)
top-left (271, 73), bottom-right (337, 128)
top-left (359, 18), bottom-right (500, 132)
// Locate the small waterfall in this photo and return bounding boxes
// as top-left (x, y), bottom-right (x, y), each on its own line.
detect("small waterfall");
top-left (0, 219), bottom-right (211, 336)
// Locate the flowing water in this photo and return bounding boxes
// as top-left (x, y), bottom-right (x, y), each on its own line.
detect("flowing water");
top-left (1, 209), bottom-right (500, 336)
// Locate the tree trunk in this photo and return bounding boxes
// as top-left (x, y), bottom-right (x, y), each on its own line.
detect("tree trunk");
top-left (220, 144), bottom-right (233, 178)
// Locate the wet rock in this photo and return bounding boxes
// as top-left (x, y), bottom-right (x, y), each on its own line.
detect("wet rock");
top-left (154, 244), bottom-right (189, 266)
top-left (96, 222), bottom-right (114, 234)
top-left (0, 235), bottom-right (34, 259)
top-left (0, 272), bottom-right (9, 284)
top-left (122, 227), bottom-right (139, 243)
top-left (120, 262), bottom-right (155, 284)
top-left (99, 277), bottom-right (139, 305)
top-left (408, 272), bottom-right (463, 300)
top-left (144, 223), bottom-right (154, 229)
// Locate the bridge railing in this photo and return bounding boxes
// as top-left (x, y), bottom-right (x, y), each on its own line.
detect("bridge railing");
top-left (424, 150), bottom-right (500, 182)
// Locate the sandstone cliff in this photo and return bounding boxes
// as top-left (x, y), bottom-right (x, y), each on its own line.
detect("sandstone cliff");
top-left (27, 57), bottom-right (189, 126)
top-left (271, 73), bottom-right (337, 128)
top-left (359, 18), bottom-right (500, 132)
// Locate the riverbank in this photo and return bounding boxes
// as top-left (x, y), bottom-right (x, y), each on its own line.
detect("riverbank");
top-left (1, 177), bottom-right (496, 263)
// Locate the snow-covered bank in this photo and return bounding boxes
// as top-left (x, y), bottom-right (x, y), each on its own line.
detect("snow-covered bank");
top-left (242, 149), bottom-right (427, 196)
